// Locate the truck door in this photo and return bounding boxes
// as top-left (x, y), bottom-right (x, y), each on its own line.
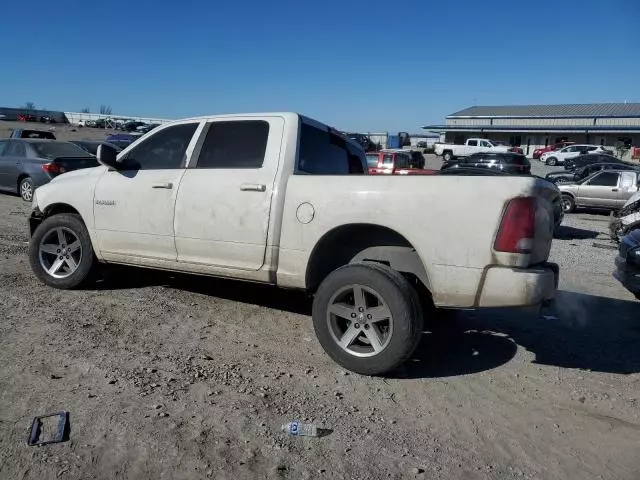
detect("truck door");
top-left (93, 121), bottom-right (202, 261)
top-left (479, 140), bottom-right (492, 153)
top-left (174, 117), bottom-right (284, 271)
top-left (465, 139), bottom-right (478, 156)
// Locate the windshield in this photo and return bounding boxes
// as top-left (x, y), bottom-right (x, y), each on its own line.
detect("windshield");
top-left (31, 142), bottom-right (90, 158)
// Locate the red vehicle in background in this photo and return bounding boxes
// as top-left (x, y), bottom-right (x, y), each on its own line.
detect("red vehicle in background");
top-left (365, 150), bottom-right (435, 175)
top-left (490, 140), bottom-right (523, 154)
top-left (533, 141), bottom-right (575, 160)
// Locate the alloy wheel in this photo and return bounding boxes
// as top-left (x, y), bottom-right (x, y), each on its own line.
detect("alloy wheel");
top-left (326, 284), bottom-right (393, 357)
top-left (38, 227), bottom-right (83, 279)
top-left (20, 181), bottom-right (33, 201)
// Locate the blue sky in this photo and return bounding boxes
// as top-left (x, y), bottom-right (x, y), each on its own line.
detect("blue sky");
top-left (2, 0), bottom-right (638, 132)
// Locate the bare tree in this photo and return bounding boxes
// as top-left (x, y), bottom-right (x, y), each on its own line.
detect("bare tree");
top-left (24, 102), bottom-right (36, 111)
top-left (80, 107), bottom-right (90, 113)
top-left (99, 105), bottom-right (113, 115)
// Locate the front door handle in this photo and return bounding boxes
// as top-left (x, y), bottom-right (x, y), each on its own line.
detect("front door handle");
top-left (152, 182), bottom-right (173, 189)
top-left (612, 188), bottom-right (619, 192)
top-left (240, 183), bottom-right (266, 192)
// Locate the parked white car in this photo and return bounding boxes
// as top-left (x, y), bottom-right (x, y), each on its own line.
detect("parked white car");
top-left (434, 138), bottom-right (511, 162)
top-left (540, 144), bottom-right (607, 166)
top-left (27, 112), bottom-right (559, 375)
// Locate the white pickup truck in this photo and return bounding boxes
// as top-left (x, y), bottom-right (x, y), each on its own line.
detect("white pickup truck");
top-left (27, 113), bottom-right (559, 375)
top-left (434, 138), bottom-right (512, 162)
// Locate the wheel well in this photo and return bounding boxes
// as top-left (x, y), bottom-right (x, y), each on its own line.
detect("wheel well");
top-left (17, 174), bottom-right (29, 189)
top-left (29, 203), bottom-right (82, 236)
top-left (561, 192), bottom-right (575, 199)
top-left (305, 224), bottom-right (432, 295)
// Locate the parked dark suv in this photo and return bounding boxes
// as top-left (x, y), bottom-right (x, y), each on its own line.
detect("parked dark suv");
top-left (441, 152), bottom-right (530, 174)
top-left (564, 153), bottom-right (624, 171)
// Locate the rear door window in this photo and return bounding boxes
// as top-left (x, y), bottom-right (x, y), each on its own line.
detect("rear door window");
top-left (396, 154), bottom-right (410, 169)
top-left (196, 121), bottom-right (269, 169)
top-left (0, 140), bottom-right (8, 156)
top-left (297, 124), bottom-right (365, 175)
top-left (4, 142), bottom-right (26, 157)
top-left (467, 140), bottom-right (478, 147)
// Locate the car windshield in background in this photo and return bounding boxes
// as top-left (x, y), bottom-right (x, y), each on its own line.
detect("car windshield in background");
top-left (31, 142), bottom-right (90, 158)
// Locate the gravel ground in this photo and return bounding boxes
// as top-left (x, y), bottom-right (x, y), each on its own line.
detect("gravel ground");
top-left (0, 178), bottom-right (639, 479)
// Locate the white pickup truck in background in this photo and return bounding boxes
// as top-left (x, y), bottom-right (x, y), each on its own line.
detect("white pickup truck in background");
top-left (27, 113), bottom-right (559, 375)
top-left (434, 138), bottom-right (512, 162)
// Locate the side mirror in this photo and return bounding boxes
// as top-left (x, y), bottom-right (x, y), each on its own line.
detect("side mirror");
top-left (97, 144), bottom-right (120, 170)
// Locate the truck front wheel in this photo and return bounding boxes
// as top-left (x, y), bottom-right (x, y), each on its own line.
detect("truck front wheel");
top-left (312, 263), bottom-right (423, 376)
top-left (442, 151), bottom-right (453, 162)
top-left (28, 213), bottom-right (97, 289)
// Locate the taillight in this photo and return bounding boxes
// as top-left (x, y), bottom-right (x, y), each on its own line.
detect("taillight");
top-left (42, 163), bottom-right (65, 174)
top-left (494, 197), bottom-right (536, 254)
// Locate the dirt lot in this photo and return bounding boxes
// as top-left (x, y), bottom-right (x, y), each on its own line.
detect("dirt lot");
top-left (1, 187), bottom-right (640, 479)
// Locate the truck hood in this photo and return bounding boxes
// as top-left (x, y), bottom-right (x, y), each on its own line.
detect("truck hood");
top-left (49, 165), bottom-right (103, 183)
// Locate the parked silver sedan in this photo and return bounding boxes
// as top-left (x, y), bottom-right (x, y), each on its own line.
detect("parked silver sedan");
top-left (558, 169), bottom-right (640, 213)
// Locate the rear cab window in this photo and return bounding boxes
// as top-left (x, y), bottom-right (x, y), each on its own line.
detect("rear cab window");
top-left (297, 123), bottom-right (366, 175)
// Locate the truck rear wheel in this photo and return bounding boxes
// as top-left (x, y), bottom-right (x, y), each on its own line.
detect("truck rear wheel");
top-left (312, 263), bottom-right (423, 376)
top-left (443, 151), bottom-right (453, 162)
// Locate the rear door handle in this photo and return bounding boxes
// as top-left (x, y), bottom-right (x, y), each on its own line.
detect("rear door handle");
top-left (240, 183), bottom-right (266, 192)
top-left (152, 182), bottom-right (173, 189)
top-left (612, 188), bottom-right (619, 192)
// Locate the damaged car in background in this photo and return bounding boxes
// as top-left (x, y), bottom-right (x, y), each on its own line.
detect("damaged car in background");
top-left (613, 228), bottom-right (640, 300)
top-left (610, 191), bottom-right (640, 243)
top-left (558, 170), bottom-right (640, 214)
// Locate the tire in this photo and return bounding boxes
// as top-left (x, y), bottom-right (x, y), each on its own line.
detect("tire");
top-left (19, 177), bottom-right (35, 202)
top-left (546, 157), bottom-right (557, 166)
top-left (28, 213), bottom-right (96, 289)
top-left (561, 194), bottom-right (575, 213)
top-left (312, 262), bottom-right (424, 376)
top-left (443, 151), bottom-right (453, 162)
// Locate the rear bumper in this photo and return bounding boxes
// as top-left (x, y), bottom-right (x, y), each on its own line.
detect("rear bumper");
top-left (614, 256), bottom-right (640, 293)
top-left (477, 262), bottom-right (559, 307)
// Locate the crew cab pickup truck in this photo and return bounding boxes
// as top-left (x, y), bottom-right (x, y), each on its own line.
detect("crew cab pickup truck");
top-left (434, 138), bottom-right (511, 162)
top-left (27, 113), bottom-right (559, 375)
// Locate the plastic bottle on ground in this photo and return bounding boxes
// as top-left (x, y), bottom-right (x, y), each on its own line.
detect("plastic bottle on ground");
top-left (281, 421), bottom-right (318, 437)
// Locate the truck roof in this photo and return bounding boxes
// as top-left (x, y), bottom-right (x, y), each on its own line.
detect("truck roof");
top-left (179, 112), bottom-right (302, 123)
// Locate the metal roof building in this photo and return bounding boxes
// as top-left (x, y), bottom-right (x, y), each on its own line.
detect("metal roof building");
top-left (423, 103), bottom-right (640, 159)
